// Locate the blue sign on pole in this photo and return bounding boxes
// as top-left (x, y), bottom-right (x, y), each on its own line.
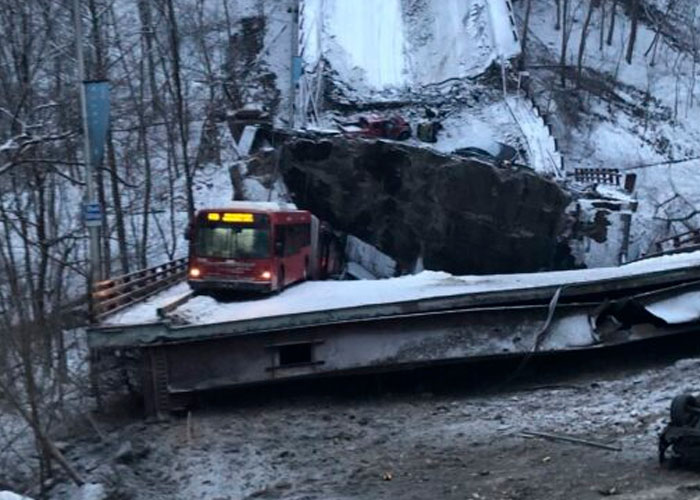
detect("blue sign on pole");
top-left (84, 80), bottom-right (110, 168)
top-left (83, 202), bottom-right (102, 227)
top-left (292, 56), bottom-right (303, 83)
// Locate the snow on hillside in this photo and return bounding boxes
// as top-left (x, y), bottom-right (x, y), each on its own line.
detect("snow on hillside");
top-left (516, 0), bottom-right (700, 258)
top-left (300, 0), bottom-right (520, 97)
top-left (293, 0), bottom-right (700, 263)
top-left (293, 0), bottom-right (569, 180)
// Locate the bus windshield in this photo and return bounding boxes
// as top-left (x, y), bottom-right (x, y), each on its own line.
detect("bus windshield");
top-left (196, 225), bottom-right (270, 259)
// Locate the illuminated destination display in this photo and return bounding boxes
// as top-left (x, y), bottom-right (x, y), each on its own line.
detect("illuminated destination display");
top-left (206, 212), bottom-right (254, 223)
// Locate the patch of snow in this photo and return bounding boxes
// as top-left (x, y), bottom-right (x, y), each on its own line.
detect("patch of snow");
top-left (644, 291), bottom-right (700, 324)
top-left (487, 0), bottom-right (521, 59)
top-left (242, 177), bottom-right (273, 201)
top-left (163, 250), bottom-right (700, 327)
top-left (77, 484), bottom-right (107, 500)
top-left (322, 0), bottom-right (408, 90)
top-left (345, 235), bottom-right (397, 279)
top-left (594, 184), bottom-right (635, 202)
top-left (427, 104), bottom-right (523, 157)
top-left (194, 162), bottom-right (235, 209)
top-left (0, 492), bottom-right (33, 500)
top-left (0, 139), bottom-right (17, 152)
top-left (345, 261), bottom-right (377, 280)
top-left (200, 200), bottom-right (299, 212)
top-left (242, 176), bottom-right (291, 204)
top-left (103, 282), bottom-right (191, 325)
top-left (505, 95), bottom-right (563, 177)
top-left (541, 314), bottom-right (596, 349)
top-left (236, 125), bottom-right (258, 157)
top-left (570, 199), bottom-right (635, 268)
top-left (405, 0), bottom-right (499, 86)
top-left (300, 0), bottom-right (521, 97)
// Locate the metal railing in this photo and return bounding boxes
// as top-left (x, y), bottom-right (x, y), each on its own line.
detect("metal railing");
top-left (573, 168), bottom-right (637, 193)
top-left (653, 229), bottom-right (700, 255)
top-left (92, 257), bottom-right (187, 322)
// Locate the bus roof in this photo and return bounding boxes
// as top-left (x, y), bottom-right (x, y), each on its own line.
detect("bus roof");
top-left (197, 201), bottom-right (302, 214)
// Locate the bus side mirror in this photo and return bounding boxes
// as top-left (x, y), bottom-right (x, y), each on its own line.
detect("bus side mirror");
top-left (275, 240), bottom-right (284, 256)
top-left (184, 223), bottom-right (192, 241)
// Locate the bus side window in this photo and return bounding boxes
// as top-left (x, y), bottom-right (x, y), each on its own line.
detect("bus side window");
top-left (286, 224), bottom-right (305, 256)
top-left (275, 227), bottom-right (286, 257)
top-left (285, 225), bottom-right (297, 256)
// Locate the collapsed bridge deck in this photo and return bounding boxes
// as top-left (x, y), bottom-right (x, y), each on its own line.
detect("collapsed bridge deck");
top-left (88, 251), bottom-right (700, 416)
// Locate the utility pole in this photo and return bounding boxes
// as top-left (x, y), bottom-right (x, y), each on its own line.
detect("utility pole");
top-left (73, 0), bottom-right (102, 317)
top-left (290, 0), bottom-right (300, 128)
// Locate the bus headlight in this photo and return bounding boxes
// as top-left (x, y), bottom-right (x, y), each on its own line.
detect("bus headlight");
top-left (189, 267), bottom-right (201, 278)
top-left (261, 270), bottom-right (272, 280)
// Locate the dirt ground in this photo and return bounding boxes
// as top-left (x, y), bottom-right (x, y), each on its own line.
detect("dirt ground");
top-left (48, 336), bottom-right (700, 500)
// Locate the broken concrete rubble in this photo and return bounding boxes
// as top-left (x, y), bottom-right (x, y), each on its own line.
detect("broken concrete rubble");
top-left (281, 136), bottom-right (571, 275)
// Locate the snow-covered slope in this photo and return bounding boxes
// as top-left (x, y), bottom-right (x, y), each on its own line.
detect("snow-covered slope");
top-left (299, 0), bottom-right (520, 97)
top-left (506, 95), bottom-right (564, 178)
top-left (294, 0), bottom-right (566, 178)
top-left (515, 0), bottom-right (700, 258)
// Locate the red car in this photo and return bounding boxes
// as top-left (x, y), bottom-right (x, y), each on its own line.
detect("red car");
top-left (339, 114), bottom-right (411, 141)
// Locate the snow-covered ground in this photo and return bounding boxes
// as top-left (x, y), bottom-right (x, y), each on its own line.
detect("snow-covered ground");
top-left (506, 95), bottom-right (564, 178)
top-left (44, 348), bottom-right (700, 500)
top-left (0, 493), bottom-right (33, 500)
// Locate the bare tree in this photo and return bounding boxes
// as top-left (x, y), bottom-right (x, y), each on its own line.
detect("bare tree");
top-left (519, 0), bottom-right (534, 71)
top-left (607, 0), bottom-right (618, 46)
top-left (164, 0), bottom-right (196, 220)
top-left (560, 0), bottom-right (570, 87)
top-left (599, 0), bottom-right (606, 51)
top-left (626, 0), bottom-right (640, 64)
top-left (577, 2), bottom-right (596, 87)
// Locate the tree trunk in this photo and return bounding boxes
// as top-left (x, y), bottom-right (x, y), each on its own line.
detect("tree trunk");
top-left (599, 0), bottom-right (606, 51)
top-left (560, 0), bottom-right (569, 87)
top-left (607, 0), bottom-right (617, 46)
top-left (519, 0), bottom-right (533, 70)
top-left (165, 0), bottom-right (196, 220)
top-left (626, 0), bottom-right (639, 64)
top-left (107, 131), bottom-right (130, 274)
top-left (577, 1), bottom-right (595, 87)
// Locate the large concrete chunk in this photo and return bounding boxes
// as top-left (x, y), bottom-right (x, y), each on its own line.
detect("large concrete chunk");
top-left (281, 138), bottom-right (571, 275)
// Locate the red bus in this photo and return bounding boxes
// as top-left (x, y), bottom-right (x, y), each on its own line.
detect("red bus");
top-left (186, 203), bottom-right (314, 293)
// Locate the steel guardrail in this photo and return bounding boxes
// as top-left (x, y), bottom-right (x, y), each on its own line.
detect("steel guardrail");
top-left (92, 257), bottom-right (187, 322)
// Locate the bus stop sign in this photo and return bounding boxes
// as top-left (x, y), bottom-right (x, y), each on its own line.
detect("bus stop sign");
top-left (83, 202), bottom-right (102, 227)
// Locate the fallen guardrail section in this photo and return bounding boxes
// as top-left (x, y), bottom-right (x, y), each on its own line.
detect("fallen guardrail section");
top-left (87, 252), bottom-right (700, 417)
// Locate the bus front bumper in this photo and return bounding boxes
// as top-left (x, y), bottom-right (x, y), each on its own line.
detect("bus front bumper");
top-left (188, 279), bottom-right (273, 293)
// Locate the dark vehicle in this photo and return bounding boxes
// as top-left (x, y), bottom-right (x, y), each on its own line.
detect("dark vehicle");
top-left (453, 141), bottom-right (519, 167)
top-left (339, 114), bottom-right (411, 141)
top-left (659, 393), bottom-right (700, 465)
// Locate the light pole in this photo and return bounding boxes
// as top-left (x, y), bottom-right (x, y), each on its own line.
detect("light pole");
top-left (290, 0), bottom-right (300, 128)
top-left (73, 0), bottom-right (102, 319)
